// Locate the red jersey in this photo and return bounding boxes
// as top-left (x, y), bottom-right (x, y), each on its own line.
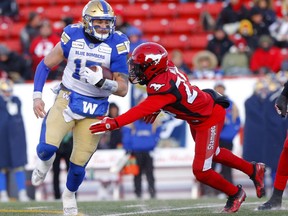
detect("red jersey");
top-left (116, 63), bottom-right (225, 129)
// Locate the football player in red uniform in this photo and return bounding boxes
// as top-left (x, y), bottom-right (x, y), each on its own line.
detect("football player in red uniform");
top-left (90, 42), bottom-right (266, 213)
top-left (258, 81), bottom-right (288, 210)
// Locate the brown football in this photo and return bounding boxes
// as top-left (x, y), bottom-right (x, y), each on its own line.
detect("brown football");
top-left (89, 65), bottom-right (113, 80)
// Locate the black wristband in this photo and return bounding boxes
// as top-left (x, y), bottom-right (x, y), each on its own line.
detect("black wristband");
top-left (95, 78), bottom-right (105, 88)
top-left (281, 81), bottom-right (288, 96)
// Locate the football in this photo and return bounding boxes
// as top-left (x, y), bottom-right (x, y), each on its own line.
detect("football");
top-left (89, 65), bottom-right (113, 80)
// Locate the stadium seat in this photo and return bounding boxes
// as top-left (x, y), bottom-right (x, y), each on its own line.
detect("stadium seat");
top-left (125, 3), bottom-right (151, 20)
top-left (42, 6), bottom-right (72, 21)
top-left (176, 2), bottom-right (204, 19)
top-left (202, 2), bottom-right (224, 18)
top-left (9, 22), bottom-right (25, 39)
top-left (188, 34), bottom-right (210, 49)
top-left (158, 34), bottom-right (189, 51)
top-left (0, 25), bottom-right (9, 40)
top-left (2, 39), bottom-right (22, 53)
top-left (29, 0), bottom-right (53, 6)
top-left (142, 34), bottom-right (161, 43)
top-left (150, 3), bottom-right (177, 19)
top-left (19, 6), bottom-right (45, 21)
top-left (169, 18), bottom-right (198, 34)
top-left (135, 19), bottom-right (170, 35)
top-left (182, 50), bottom-right (200, 68)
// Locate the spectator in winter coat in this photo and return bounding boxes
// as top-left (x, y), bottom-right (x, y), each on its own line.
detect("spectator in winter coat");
top-left (250, 35), bottom-right (282, 74)
top-left (206, 27), bottom-right (234, 66)
top-left (0, 44), bottom-right (32, 82)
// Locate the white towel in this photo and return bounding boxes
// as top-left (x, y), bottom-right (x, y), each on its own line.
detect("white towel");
top-left (63, 106), bottom-right (85, 122)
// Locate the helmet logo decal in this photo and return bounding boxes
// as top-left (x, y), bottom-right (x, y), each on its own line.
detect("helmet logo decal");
top-left (145, 53), bottom-right (165, 64)
top-left (150, 83), bottom-right (165, 91)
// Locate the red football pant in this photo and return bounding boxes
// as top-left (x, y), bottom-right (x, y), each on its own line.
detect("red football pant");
top-left (274, 134), bottom-right (288, 190)
top-left (190, 122), bottom-right (254, 196)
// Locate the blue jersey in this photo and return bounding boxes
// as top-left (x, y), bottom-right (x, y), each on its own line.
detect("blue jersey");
top-left (60, 24), bottom-right (130, 97)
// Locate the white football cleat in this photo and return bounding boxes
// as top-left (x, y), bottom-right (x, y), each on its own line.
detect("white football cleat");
top-left (62, 187), bottom-right (78, 216)
top-left (31, 168), bottom-right (47, 186)
top-left (31, 154), bottom-right (56, 186)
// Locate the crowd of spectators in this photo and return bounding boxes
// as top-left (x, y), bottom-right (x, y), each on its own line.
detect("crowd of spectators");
top-left (0, 0), bottom-right (287, 82)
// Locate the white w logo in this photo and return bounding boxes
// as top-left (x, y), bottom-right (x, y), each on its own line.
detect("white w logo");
top-left (83, 102), bottom-right (98, 114)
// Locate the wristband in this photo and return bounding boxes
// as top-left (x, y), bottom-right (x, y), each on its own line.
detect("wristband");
top-left (33, 91), bottom-right (42, 100)
top-left (95, 79), bottom-right (118, 93)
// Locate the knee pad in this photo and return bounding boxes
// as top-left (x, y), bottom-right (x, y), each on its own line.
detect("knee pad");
top-left (66, 162), bottom-right (86, 192)
top-left (37, 142), bottom-right (58, 161)
top-left (69, 162), bottom-right (85, 176)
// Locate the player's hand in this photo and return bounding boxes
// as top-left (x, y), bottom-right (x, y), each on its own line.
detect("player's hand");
top-left (80, 66), bottom-right (103, 86)
top-left (89, 117), bottom-right (119, 134)
top-left (33, 98), bottom-right (46, 118)
top-left (143, 111), bottom-right (160, 124)
top-left (275, 94), bottom-right (288, 118)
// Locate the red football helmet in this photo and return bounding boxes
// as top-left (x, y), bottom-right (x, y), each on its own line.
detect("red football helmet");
top-left (128, 42), bottom-right (168, 85)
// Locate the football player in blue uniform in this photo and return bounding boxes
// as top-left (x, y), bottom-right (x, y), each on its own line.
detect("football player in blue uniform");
top-left (31, 0), bottom-right (129, 215)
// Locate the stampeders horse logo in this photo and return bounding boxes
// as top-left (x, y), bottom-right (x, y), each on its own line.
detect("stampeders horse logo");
top-left (150, 83), bottom-right (165, 91)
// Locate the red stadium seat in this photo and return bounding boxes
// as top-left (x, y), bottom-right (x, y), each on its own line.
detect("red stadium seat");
top-left (176, 2), bottom-right (204, 19)
top-left (135, 19), bottom-right (170, 35)
top-left (150, 3), bottom-right (177, 19)
top-left (142, 34), bottom-right (161, 43)
top-left (42, 5), bottom-right (72, 21)
top-left (188, 34), bottom-right (211, 49)
top-left (125, 3), bottom-right (151, 19)
top-left (169, 18), bottom-right (198, 34)
top-left (9, 22), bottom-right (26, 39)
top-left (182, 50), bottom-right (200, 68)
top-left (2, 39), bottom-right (22, 53)
top-left (202, 2), bottom-right (224, 18)
top-left (19, 6), bottom-right (45, 21)
top-left (158, 34), bottom-right (189, 51)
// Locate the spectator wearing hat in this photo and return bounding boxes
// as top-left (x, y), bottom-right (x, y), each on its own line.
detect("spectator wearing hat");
top-left (126, 26), bottom-right (147, 54)
top-left (192, 50), bottom-right (223, 79)
top-left (0, 44), bottom-right (32, 83)
top-left (206, 27), bottom-right (234, 66)
top-left (250, 35), bottom-right (282, 74)
top-left (221, 35), bottom-right (252, 76)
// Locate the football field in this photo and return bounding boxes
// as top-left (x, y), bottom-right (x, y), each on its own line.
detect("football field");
top-left (0, 198), bottom-right (287, 216)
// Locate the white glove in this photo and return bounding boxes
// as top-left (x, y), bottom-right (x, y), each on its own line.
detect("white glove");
top-left (80, 65), bottom-right (103, 85)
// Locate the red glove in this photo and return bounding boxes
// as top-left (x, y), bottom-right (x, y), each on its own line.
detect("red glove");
top-left (89, 117), bottom-right (119, 134)
top-left (143, 111), bottom-right (160, 124)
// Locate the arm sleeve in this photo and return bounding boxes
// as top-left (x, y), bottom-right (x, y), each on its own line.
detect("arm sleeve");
top-left (33, 59), bottom-right (50, 92)
top-left (115, 93), bottom-right (176, 127)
